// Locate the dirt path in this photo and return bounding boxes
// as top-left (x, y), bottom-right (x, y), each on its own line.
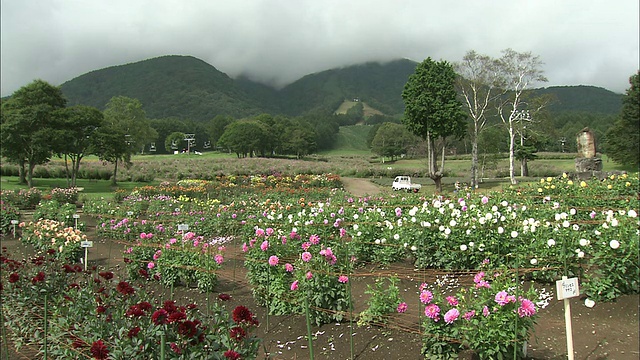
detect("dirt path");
top-left (340, 177), bottom-right (383, 197)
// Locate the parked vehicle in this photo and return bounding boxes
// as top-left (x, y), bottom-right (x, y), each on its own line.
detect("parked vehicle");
top-left (392, 176), bottom-right (421, 192)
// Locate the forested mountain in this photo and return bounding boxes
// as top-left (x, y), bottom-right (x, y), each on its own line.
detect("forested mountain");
top-left (59, 55), bottom-right (623, 123)
top-left (532, 85), bottom-right (623, 114)
top-left (60, 55), bottom-right (268, 120)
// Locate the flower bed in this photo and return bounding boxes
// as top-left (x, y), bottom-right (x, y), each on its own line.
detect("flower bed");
top-left (19, 219), bottom-right (85, 261)
top-left (0, 248), bottom-right (261, 359)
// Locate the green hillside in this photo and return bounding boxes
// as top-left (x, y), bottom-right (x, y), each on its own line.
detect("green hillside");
top-left (533, 85), bottom-right (623, 114)
top-left (58, 55), bottom-right (624, 124)
top-left (325, 125), bottom-right (373, 154)
top-left (61, 55), bottom-right (267, 120)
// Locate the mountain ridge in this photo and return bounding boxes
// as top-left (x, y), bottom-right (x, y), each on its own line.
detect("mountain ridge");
top-left (59, 55), bottom-right (623, 121)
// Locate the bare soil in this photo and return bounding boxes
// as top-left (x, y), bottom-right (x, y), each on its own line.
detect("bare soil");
top-left (2, 178), bottom-right (638, 359)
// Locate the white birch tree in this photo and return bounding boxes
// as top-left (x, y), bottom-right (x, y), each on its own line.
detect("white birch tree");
top-left (496, 49), bottom-right (547, 184)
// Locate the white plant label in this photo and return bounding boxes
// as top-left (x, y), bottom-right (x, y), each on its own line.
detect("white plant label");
top-left (556, 277), bottom-right (579, 300)
top-left (81, 241), bottom-right (94, 248)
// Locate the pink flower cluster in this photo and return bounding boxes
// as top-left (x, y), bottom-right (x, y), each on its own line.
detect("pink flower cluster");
top-left (319, 247), bottom-right (337, 265)
top-left (474, 272), bottom-right (491, 289)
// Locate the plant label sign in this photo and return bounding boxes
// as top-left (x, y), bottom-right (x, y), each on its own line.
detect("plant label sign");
top-left (178, 224), bottom-right (189, 231)
top-left (10, 220), bottom-right (19, 225)
top-left (73, 214), bottom-right (81, 219)
top-left (81, 241), bottom-right (94, 248)
top-left (556, 277), bottom-right (579, 300)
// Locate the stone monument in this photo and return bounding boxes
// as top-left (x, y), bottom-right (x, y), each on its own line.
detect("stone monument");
top-left (575, 127), bottom-right (602, 172)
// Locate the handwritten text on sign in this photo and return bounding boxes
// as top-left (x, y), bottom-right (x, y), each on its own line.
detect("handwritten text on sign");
top-left (556, 277), bottom-right (579, 300)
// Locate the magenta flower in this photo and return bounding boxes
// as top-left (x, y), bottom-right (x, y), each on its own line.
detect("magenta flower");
top-left (482, 306), bottom-right (490, 317)
top-left (424, 304), bottom-right (440, 320)
top-left (446, 296), bottom-right (458, 306)
top-left (147, 262), bottom-right (155, 269)
top-left (443, 308), bottom-right (460, 324)
top-left (395, 207), bottom-right (402, 217)
top-left (338, 275), bottom-right (349, 283)
top-left (494, 291), bottom-right (511, 306)
top-left (462, 310), bottom-right (476, 320)
top-left (290, 280), bottom-right (299, 291)
top-left (301, 252), bottom-right (312, 262)
top-left (265, 227), bottom-right (274, 236)
top-left (306, 271), bottom-right (313, 280)
top-left (255, 228), bottom-right (265, 237)
top-left (397, 302), bottom-right (408, 313)
top-left (517, 298), bottom-right (536, 317)
top-left (301, 242), bottom-right (311, 251)
top-left (420, 290), bottom-right (433, 304)
top-left (242, 243), bottom-right (248, 252)
top-left (140, 232), bottom-right (147, 239)
top-left (481, 196), bottom-right (489, 204)
top-left (214, 254), bottom-right (224, 264)
top-left (284, 263), bottom-right (294, 272)
top-left (339, 228), bottom-right (347, 237)
top-left (260, 240), bottom-right (269, 251)
top-left (309, 234), bottom-right (320, 244)
top-left (268, 255), bottom-right (279, 266)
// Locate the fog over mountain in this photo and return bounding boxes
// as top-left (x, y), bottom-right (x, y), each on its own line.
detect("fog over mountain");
top-left (1, 0), bottom-right (638, 96)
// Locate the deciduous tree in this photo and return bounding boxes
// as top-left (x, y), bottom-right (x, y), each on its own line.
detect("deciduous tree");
top-left (455, 51), bottom-right (503, 189)
top-left (0, 80), bottom-right (67, 187)
top-left (496, 49), bottom-right (547, 184)
top-left (402, 58), bottom-right (467, 192)
top-left (51, 105), bottom-right (104, 187)
top-left (371, 122), bottom-right (416, 162)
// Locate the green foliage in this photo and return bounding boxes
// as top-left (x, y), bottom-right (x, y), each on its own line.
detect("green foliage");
top-left (1, 80), bottom-right (67, 187)
top-left (604, 71), bottom-right (640, 168)
top-left (165, 131), bottom-right (186, 152)
top-left (0, 188), bottom-right (42, 209)
top-left (51, 105), bottom-right (104, 187)
top-left (371, 122), bottom-right (417, 160)
top-left (358, 277), bottom-right (403, 326)
top-left (32, 200), bottom-right (79, 228)
top-left (0, 200), bottom-right (20, 235)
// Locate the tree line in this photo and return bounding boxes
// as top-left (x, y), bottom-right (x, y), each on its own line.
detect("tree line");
top-left (0, 82), bottom-right (343, 187)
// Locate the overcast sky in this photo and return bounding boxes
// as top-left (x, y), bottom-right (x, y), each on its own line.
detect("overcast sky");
top-left (1, 0), bottom-right (638, 97)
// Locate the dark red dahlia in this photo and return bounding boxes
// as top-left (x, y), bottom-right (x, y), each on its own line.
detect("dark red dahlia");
top-left (151, 309), bottom-right (169, 325)
top-left (230, 326), bottom-right (247, 341)
top-left (90, 339), bottom-right (109, 360)
top-left (224, 349), bottom-right (241, 360)
top-left (170, 342), bottom-right (182, 354)
top-left (167, 311), bottom-right (186, 323)
top-left (138, 301), bottom-right (152, 311)
top-left (232, 305), bottom-right (254, 323)
top-left (163, 300), bottom-right (177, 313)
top-left (116, 281), bottom-right (135, 295)
top-left (8, 273), bottom-right (19, 283)
top-left (177, 320), bottom-right (198, 338)
top-left (218, 293), bottom-right (232, 301)
top-left (98, 271), bottom-right (114, 280)
top-left (127, 326), bottom-right (141, 338)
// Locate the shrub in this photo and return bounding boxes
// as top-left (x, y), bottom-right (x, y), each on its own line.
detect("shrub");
top-left (19, 219), bottom-right (84, 261)
top-left (0, 200), bottom-right (20, 235)
top-left (32, 200), bottom-right (79, 228)
top-left (358, 276), bottom-right (404, 326)
top-left (50, 187), bottom-right (80, 204)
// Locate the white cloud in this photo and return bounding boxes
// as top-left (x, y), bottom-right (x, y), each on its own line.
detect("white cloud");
top-left (1, 0), bottom-right (638, 96)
